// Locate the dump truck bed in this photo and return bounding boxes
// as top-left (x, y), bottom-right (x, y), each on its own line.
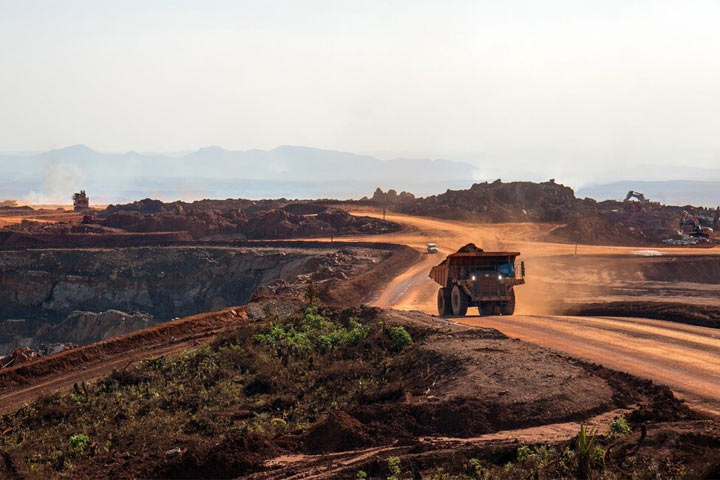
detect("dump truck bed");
top-left (429, 250), bottom-right (520, 287)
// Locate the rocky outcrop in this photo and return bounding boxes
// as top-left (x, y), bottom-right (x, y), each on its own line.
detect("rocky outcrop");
top-left (364, 188), bottom-right (416, 204)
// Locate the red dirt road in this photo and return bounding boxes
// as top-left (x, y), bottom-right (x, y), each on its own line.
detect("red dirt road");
top-left (341, 209), bottom-right (720, 417)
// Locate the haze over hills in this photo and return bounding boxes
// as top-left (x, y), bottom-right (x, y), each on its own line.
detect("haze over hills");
top-left (577, 181), bottom-right (720, 208)
top-left (2, 144), bottom-right (720, 207)
top-left (0, 145), bottom-right (477, 204)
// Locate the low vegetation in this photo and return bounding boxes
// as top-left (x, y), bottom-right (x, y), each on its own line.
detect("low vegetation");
top-left (0, 306), bottom-right (417, 479)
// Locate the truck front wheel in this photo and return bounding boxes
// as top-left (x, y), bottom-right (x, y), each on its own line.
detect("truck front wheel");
top-left (437, 288), bottom-right (452, 316)
top-left (451, 284), bottom-right (469, 316)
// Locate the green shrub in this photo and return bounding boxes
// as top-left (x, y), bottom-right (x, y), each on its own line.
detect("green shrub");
top-left (609, 416), bottom-right (631, 436)
top-left (516, 445), bottom-right (532, 462)
top-left (468, 457), bottom-right (490, 479)
top-left (68, 434), bottom-right (90, 455)
top-left (254, 307), bottom-right (369, 357)
top-left (516, 444), bottom-right (554, 468)
top-left (389, 326), bottom-right (412, 352)
top-left (387, 456), bottom-right (401, 480)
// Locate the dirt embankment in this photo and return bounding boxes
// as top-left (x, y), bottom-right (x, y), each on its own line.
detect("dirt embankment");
top-left (568, 301), bottom-right (720, 329)
top-left (0, 306), bottom-right (248, 397)
top-left (320, 244), bottom-right (422, 306)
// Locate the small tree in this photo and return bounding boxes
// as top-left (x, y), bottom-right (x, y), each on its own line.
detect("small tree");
top-left (304, 282), bottom-right (318, 306)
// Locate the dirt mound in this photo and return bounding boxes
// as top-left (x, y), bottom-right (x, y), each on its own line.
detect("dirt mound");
top-left (361, 180), bottom-right (720, 245)
top-left (456, 242), bottom-right (484, 253)
top-left (99, 207), bottom-right (399, 240)
top-left (0, 198), bottom-right (400, 248)
top-left (304, 411), bottom-right (369, 453)
top-left (98, 198), bottom-right (401, 241)
top-left (391, 180), bottom-right (576, 223)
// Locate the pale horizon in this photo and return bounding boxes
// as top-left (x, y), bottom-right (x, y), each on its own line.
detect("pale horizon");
top-left (2, 1), bottom-right (720, 175)
top-left (3, 0), bottom-right (720, 203)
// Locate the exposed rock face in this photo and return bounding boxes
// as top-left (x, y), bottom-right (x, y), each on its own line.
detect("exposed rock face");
top-left (36, 310), bottom-right (155, 345)
top-left (0, 245), bottom-right (388, 353)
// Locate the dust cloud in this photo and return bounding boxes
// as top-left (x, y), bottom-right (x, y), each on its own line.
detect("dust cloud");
top-left (23, 158), bottom-right (85, 205)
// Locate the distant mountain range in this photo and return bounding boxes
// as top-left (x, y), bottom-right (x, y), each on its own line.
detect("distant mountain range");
top-left (577, 181), bottom-right (720, 208)
top-left (0, 145), bottom-right (477, 204)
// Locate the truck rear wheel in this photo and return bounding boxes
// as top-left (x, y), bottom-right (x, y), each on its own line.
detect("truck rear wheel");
top-left (500, 290), bottom-right (516, 315)
top-left (451, 284), bottom-right (469, 316)
top-left (437, 288), bottom-right (452, 316)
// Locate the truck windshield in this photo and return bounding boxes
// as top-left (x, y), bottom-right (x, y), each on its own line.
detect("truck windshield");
top-left (497, 263), bottom-right (515, 277)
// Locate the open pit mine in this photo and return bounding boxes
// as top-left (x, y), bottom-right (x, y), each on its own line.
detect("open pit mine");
top-left (0, 182), bottom-right (719, 479)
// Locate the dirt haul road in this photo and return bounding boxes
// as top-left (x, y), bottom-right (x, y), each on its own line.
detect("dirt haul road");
top-left (339, 209), bottom-right (720, 417)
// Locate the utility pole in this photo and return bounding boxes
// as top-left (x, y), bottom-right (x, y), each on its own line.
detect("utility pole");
top-left (574, 243), bottom-right (578, 255)
top-left (383, 208), bottom-right (386, 221)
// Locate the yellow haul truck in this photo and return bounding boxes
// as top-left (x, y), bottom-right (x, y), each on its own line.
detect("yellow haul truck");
top-left (429, 243), bottom-right (525, 316)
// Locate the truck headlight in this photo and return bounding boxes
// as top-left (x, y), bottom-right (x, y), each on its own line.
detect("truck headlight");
top-left (498, 274), bottom-right (503, 281)
top-left (471, 275), bottom-right (476, 281)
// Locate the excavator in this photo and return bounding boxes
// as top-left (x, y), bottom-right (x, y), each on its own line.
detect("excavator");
top-left (624, 191), bottom-right (650, 203)
top-left (681, 212), bottom-right (713, 239)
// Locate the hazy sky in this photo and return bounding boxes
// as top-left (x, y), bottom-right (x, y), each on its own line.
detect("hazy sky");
top-left (2, 0), bottom-right (720, 175)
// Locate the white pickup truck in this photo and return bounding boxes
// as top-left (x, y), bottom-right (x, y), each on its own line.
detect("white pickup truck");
top-left (427, 243), bottom-right (438, 254)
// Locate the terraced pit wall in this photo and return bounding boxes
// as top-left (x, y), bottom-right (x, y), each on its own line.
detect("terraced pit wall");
top-left (0, 242), bottom-right (406, 353)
